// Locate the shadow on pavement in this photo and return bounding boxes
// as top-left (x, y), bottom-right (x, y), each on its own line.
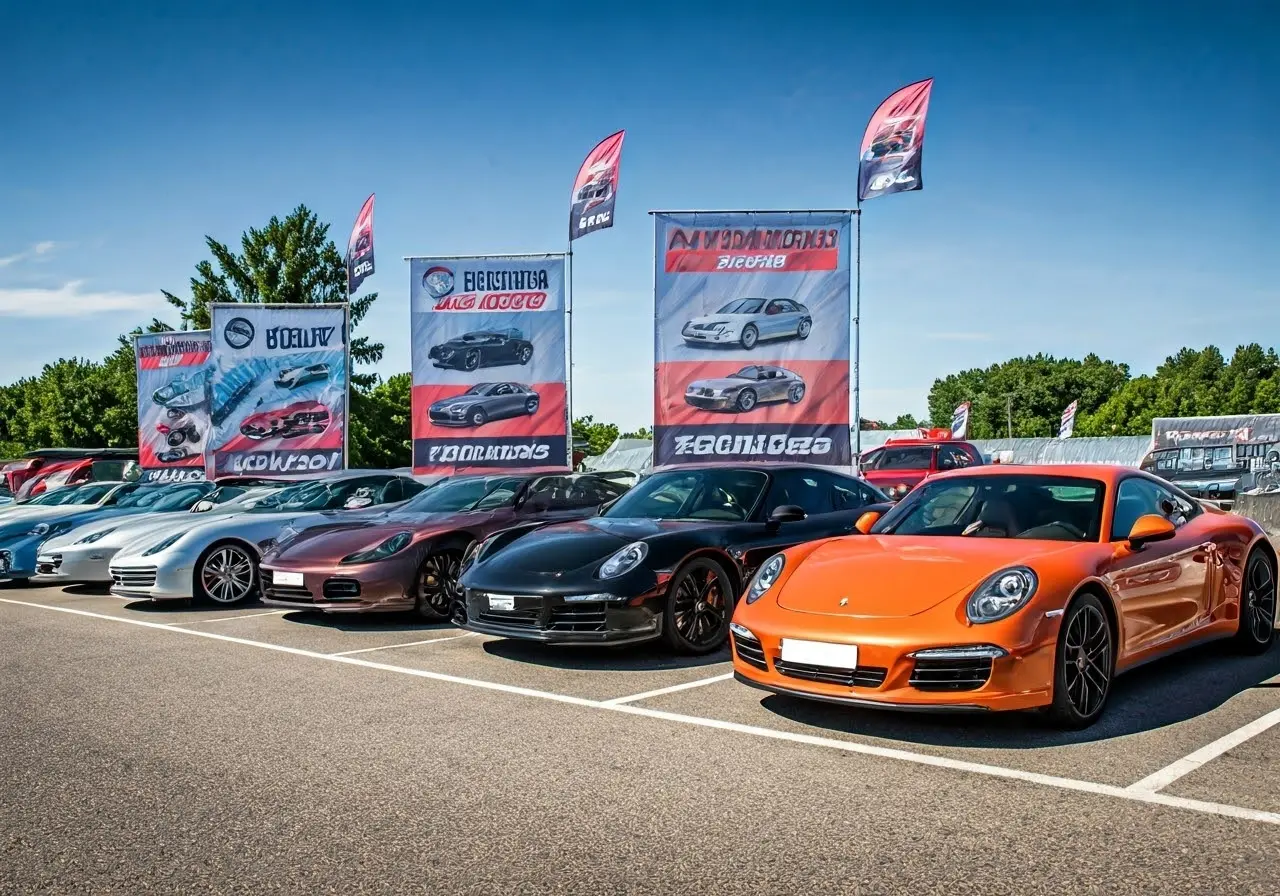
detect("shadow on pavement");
top-left (482, 637), bottom-right (730, 673)
top-left (757, 640), bottom-right (1280, 748)
top-left (280, 610), bottom-right (454, 633)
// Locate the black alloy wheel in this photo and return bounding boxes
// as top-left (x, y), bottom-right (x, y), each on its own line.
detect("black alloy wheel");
top-left (663, 557), bottom-right (734, 654)
top-left (740, 325), bottom-right (759, 350)
top-left (167, 430), bottom-right (188, 447)
top-left (469, 408), bottom-right (487, 427)
top-left (463, 350), bottom-right (481, 371)
top-left (518, 345), bottom-right (533, 364)
top-left (1234, 550), bottom-right (1277, 654)
top-left (735, 389), bottom-right (758, 412)
top-left (524, 397), bottom-right (539, 415)
top-left (1046, 594), bottom-right (1113, 729)
top-left (787, 383), bottom-right (806, 404)
top-left (414, 549), bottom-right (463, 621)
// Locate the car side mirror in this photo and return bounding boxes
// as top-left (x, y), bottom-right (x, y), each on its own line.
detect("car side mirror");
top-left (854, 511), bottom-right (881, 534)
top-left (191, 500), bottom-right (216, 513)
top-left (1127, 514), bottom-right (1176, 550)
top-left (767, 505), bottom-right (807, 529)
top-left (597, 497), bottom-right (618, 516)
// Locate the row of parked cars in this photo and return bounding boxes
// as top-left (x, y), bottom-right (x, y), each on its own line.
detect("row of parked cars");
top-left (3, 455), bottom-right (1275, 730)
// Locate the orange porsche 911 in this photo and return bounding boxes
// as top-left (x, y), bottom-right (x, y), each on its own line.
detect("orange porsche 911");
top-left (730, 465), bottom-right (1276, 728)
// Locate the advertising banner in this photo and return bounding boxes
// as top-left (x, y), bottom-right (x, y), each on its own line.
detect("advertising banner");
top-left (1143, 414), bottom-right (1280, 497)
top-left (410, 255), bottom-right (569, 475)
top-left (207, 304), bottom-right (349, 478)
top-left (858, 78), bottom-right (934, 203)
top-left (1059, 400), bottom-right (1078, 439)
top-left (951, 401), bottom-right (971, 439)
top-left (346, 194), bottom-right (376, 295)
top-left (653, 211), bottom-right (852, 468)
top-left (134, 331), bottom-right (212, 483)
top-left (570, 130), bottom-right (625, 242)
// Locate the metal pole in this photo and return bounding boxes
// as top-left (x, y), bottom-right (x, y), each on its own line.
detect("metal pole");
top-left (343, 300), bottom-right (352, 471)
top-left (853, 207), bottom-right (862, 460)
top-left (1007, 394), bottom-right (1013, 439)
top-left (565, 245), bottom-right (574, 470)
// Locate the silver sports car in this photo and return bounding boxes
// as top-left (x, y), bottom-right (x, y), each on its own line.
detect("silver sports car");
top-left (683, 365), bottom-right (807, 413)
top-left (681, 298), bottom-right (812, 350)
top-left (107, 471), bottom-right (429, 606)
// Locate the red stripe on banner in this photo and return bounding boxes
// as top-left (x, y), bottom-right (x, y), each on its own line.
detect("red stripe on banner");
top-left (411, 383), bottom-right (567, 440)
top-left (664, 249), bottom-right (838, 274)
top-left (655, 360), bottom-right (849, 428)
top-left (139, 351), bottom-right (211, 371)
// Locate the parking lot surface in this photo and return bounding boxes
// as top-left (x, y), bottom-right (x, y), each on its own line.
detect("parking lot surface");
top-left (4, 583), bottom-right (1280, 894)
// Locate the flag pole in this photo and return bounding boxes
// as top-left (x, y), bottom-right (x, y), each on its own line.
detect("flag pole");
top-left (566, 241), bottom-right (575, 471)
top-left (853, 202), bottom-right (862, 464)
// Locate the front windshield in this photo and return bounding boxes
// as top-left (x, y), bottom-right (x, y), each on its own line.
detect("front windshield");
top-left (244, 483), bottom-right (307, 511)
top-left (873, 474), bottom-right (1106, 541)
top-left (399, 476), bottom-right (523, 514)
top-left (115, 483), bottom-right (207, 511)
top-left (872, 446), bottom-right (935, 470)
top-left (730, 367), bottom-right (760, 381)
top-left (463, 384), bottom-right (491, 395)
top-left (603, 468), bottom-right (767, 521)
top-left (717, 299), bottom-right (765, 314)
top-left (251, 479), bottom-right (384, 513)
top-left (28, 484), bottom-right (96, 506)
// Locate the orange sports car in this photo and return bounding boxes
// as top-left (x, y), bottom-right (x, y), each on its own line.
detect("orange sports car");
top-left (730, 464), bottom-right (1276, 728)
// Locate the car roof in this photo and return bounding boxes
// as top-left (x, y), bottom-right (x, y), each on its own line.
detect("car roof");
top-left (648, 462), bottom-right (867, 479)
top-left (928, 464), bottom-right (1136, 485)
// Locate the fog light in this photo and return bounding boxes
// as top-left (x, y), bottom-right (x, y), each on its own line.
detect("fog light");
top-left (730, 622), bottom-right (758, 642)
top-left (563, 592), bottom-right (614, 602)
top-left (908, 645), bottom-right (1007, 659)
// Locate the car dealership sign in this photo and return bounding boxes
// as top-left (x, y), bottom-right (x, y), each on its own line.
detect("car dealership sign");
top-left (134, 331), bottom-right (212, 482)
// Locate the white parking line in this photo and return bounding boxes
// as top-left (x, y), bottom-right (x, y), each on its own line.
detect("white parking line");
top-left (1127, 705), bottom-right (1280, 794)
top-left (4, 595), bottom-right (1280, 827)
top-left (603, 672), bottom-right (735, 705)
top-left (165, 610), bottom-right (289, 626)
top-left (329, 633), bottom-right (477, 656)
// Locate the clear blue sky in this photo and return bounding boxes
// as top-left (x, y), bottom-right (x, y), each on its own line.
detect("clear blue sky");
top-left (2, 0), bottom-right (1275, 432)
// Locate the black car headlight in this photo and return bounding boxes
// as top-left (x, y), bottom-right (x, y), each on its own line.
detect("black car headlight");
top-left (597, 541), bottom-right (648, 579)
top-left (74, 527), bottom-right (117, 545)
top-left (341, 532), bottom-right (413, 565)
top-left (29, 522), bottom-right (72, 539)
top-left (143, 533), bottom-right (184, 557)
top-left (745, 553), bottom-right (785, 604)
top-left (966, 567), bottom-right (1038, 623)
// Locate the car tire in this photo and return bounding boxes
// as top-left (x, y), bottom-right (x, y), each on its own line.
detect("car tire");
top-left (469, 408), bottom-right (488, 427)
top-left (166, 407), bottom-right (183, 420)
top-left (518, 345), bottom-right (533, 365)
top-left (1044, 593), bottom-right (1113, 730)
top-left (463, 351), bottom-right (481, 372)
top-left (662, 556), bottom-right (735, 655)
top-left (740, 325), bottom-right (759, 350)
top-left (167, 430), bottom-right (187, 447)
top-left (524, 397), bottom-right (539, 415)
top-left (1233, 548), bottom-right (1276, 655)
top-left (797, 318), bottom-right (812, 339)
top-left (413, 548), bottom-right (463, 621)
top-left (735, 389), bottom-right (758, 412)
top-left (194, 541), bottom-right (258, 607)
top-left (788, 383), bottom-right (806, 404)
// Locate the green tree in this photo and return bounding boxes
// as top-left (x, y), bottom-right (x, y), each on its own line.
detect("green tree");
top-left (573, 415), bottom-right (621, 456)
top-left (621, 426), bottom-right (652, 440)
top-left (349, 373), bottom-right (414, 469)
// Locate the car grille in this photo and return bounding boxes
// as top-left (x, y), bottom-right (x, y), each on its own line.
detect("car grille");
top-left (731, 632), bottom-right (767, 671)
top-left (547, 602), bottom-right (607, 633)
top-left (695, 387), bottom-right (714, 396)
top-left (429, 408), bottom-right (466, 422)
top-left (261, 570), bottom-right (313, 603)
top-left (111, 566), bottom-right (157, 589)
top-left (476, 607), bottom-right (540, 628)
top-left (322, 578), bottom-right (362, 600)
top-left (775, 659), bottom-right (888, 689)
top-left (909, 657), bottom-right (993, 692)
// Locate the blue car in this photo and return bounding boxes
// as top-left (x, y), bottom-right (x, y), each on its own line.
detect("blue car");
top-left (0, 480), bottom-right (216, 583)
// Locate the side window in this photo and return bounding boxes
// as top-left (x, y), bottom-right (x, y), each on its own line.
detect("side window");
top-left (1110, 477), bottom-right (1193, 540)
top-left (380, 479), bottom-right (405, 503)
top-left (830, 476), bottom-right (876, 511)
top-left (493, 384), bottom-right (512, 396)
top-left (763, 470), bottom-right (835, 516)
top-left (938, 445), bottom-right (974, 471)
top-left (401, 479), bottom-right (427, 499)
top-left (859, 449), bottom-right (882, 473)
top-left (474, 477), bottom-right (524, 510)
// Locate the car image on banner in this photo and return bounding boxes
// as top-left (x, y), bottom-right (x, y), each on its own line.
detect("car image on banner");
top-left (653, 212), bottom-right (852, 468)
top-left (410, 255), bottom-right (569, 475)
top-left (134, 331), bottom-right (213, 483)
top-left (207, 304), bottom-right (349, 478)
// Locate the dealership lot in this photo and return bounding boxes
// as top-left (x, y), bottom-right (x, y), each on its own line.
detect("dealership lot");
top-left (4, 583), bottom-right (1280, 893)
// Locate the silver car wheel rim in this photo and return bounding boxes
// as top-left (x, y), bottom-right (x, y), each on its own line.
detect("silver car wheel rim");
top-left (738, 391), bottom-right (756, 410)
top-left (201, 547), bottom-right (255, 604)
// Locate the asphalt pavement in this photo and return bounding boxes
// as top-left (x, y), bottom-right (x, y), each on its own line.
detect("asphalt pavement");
top-left (3, 583), bottom-right (1280, 895)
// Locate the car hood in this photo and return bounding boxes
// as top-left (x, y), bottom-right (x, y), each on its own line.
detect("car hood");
top-left (47, 510), bottom-right (229, 552)
top-left (687, 315), bottom-right (747, 327)
top-left (273, 510), bottom-right (501, 563)
top-left (688, 377), bottom-right (750, 391)
top-left (0, 506), bottom-right (117, 542)
top-left (429, 395), bottom-right (485, 409)
top-left (776, 536), bottom-right (1083, 618)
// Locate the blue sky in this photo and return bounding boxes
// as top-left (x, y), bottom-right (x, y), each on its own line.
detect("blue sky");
top-left (1, 0), bottom-right (1274, 432)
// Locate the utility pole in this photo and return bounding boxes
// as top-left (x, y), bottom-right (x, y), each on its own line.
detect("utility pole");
top-left (1006, 395), bottom-right (1013, 439)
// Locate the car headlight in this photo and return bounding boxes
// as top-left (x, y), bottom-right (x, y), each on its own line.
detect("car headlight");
top-left (746, 553), bottom-right (785, 604)
top-left (966, 567), bottom-right (1038, 624)
top-left (142, 533), bottom-right (184, 557)
top-left (30, 522), bottom-right (72, 539)
top-left (341, 532), bottom-right (413, 565)
top-left (74, 527), bottom-right (116, 545)
top-left (597, 541), bottom-right (648, 579)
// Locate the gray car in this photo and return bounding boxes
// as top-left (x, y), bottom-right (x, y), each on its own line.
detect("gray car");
top-left (684, 365), bottom-right (806, 413)
top-left (681, 298), bottom-right (812, 350)
top-left (427, 383), bottom-right (541, 428)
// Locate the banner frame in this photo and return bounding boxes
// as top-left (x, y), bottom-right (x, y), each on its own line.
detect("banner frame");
top-left (403, 253), bottom-right (567, 261)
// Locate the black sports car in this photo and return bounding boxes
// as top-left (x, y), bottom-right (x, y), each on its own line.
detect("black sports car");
top-left (428, 329), bottom-right (534, 371)
top-left (428, 383), bottom-right (540, 428)
top-left (455, 464), bottom-right (890, 653)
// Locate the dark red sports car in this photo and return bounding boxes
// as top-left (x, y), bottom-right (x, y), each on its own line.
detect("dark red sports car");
top-left (259, 471), bottom-right (632, 620)
top-left (239, 401), bottom-right (331, 441)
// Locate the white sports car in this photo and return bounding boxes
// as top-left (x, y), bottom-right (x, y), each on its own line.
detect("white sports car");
top-left (108, 472), bottom-right (428, 606)
top-left (681, 298), bottom-right (812, 350)
top-left (35, 483), bottom-right (288, 585)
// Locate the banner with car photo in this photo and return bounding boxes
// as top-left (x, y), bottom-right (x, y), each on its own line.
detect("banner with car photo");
top-left (652, 211), bottom-right (852, 468)
top-left (409, 254), bottom-right (569, 475)
top-left (1143, 413), bottom-right (1280, 501)
top-left (134, 331), bottom-right (213, 483)
top-left (207, 303), bottom-right (350, 478)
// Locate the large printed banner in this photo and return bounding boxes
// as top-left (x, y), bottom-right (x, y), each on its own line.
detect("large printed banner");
top-left (135, 331), bottom-right (212, 483)
top-left (207, 304), bottom-right (349, 478)
top-left (653, 212), bottom-right (852, 467)
top-left (410, 255), bottom-right (569, 474)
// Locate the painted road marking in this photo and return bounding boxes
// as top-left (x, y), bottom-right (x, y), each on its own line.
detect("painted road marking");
top-left (602, 671), bottom-right (735, 705)
top-left (1127, 704), bottom-right (1280, 794)
top-left (329, 633), bottom-right (478, 656)
top-left (165, 610), bottom-right (289, 626)
top-left (4, 595), bottom-right (1279, 827)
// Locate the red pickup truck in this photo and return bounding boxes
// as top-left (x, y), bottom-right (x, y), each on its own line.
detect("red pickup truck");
top-left (858, 434), bottom-right (984, 500)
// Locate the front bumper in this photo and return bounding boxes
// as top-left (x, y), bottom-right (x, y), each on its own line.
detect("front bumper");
top-left (259, 563), bottom-right (413, 613)
top-left (0, 539), bottom-right (40, 581)
top-left (682, 326), bottom-right (739, 345)
top-left (728, 612), bottom-right (1059, 713)
top-left (108, 558), bottom-right (197, 601)
top-left (684, 393), bottom-right (736, 410)
top-left (34, 545), bottom-right (116, 583)
top-left (457, 587), bottom-right (665, 645)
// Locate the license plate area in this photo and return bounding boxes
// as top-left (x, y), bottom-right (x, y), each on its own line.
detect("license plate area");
top-left (487, 593), bottom-right (518, 612)
top-left (272, 570), bottom-right (304, 587)
top-left (780, 639), bottom-right (858, 669)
